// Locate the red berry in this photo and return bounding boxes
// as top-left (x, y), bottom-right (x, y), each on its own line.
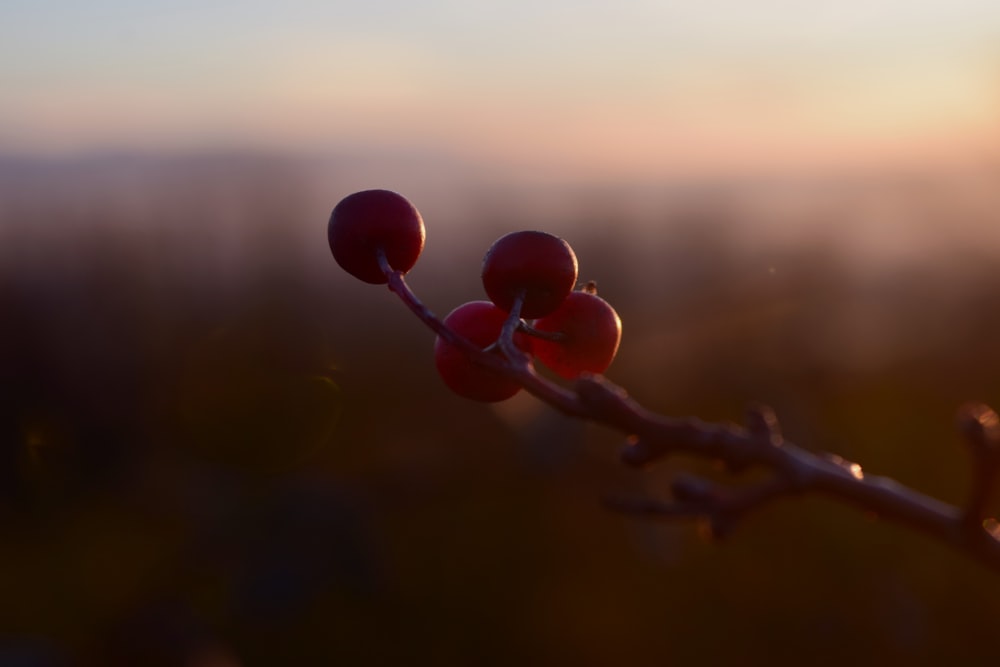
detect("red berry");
top-left (434, 301), bottom-right (524, 402)
top-left (328, 189), bottom-right (425, 284)
top-left (529, 290), bottom-right (622, 379)
top-left (481, 231), bottom-right (578, 319)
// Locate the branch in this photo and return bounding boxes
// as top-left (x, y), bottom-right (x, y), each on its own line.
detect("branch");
top-left (378, 261), bottom-right (1000, 573)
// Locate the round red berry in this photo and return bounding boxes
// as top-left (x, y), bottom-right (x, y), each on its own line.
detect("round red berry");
top-left (434, 301), bottom-right (524, 402)
top-left (328, 189), bottom-right (425, 284)
top-left (481, 230), bottom-right (578, 319)
top-left (529, 290), bottom-right (622, 379)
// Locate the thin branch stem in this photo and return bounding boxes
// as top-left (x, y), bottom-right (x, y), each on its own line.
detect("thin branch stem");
top-left (517, 322), bottom-right (568, 342)
top-left (377, 253), bottom-right (1000, 573)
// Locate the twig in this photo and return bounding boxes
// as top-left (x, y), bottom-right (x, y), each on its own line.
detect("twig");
top-left (379, 261), bottom-right (1000, 573)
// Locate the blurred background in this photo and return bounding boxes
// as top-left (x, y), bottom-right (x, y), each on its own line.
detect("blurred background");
top-left (3, 1), bottom-right (1000, 664)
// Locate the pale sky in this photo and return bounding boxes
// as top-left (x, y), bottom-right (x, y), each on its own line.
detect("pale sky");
top-left (3, 1), bottom-right (1000, 179)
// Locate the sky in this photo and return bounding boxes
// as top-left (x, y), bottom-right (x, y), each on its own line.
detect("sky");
top-left (3, 1), bottom-right (1000, 180)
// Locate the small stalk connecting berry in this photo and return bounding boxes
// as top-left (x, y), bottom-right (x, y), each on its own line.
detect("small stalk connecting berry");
top-left (328, 189), bottom-right (1000, 573)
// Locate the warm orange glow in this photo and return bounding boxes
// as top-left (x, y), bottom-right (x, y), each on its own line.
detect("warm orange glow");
top-left (4, 3), bottom-right (1000, 182)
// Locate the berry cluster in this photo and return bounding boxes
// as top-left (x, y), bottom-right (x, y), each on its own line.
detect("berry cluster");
top-left (328, 189), bottom-right (621, 402)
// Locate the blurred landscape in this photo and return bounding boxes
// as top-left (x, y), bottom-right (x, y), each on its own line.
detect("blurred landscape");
top-left (2, 151), bottom-right (1000, 664)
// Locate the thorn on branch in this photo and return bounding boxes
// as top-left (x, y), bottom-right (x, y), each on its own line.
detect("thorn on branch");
top-left (958, 403), bottom-right (1000, 535)
top-left (745, 403), bottom-right (783, 446)
top-left (959, 403), bottom-right (1000, 461)
top-left (824, 454), bottom-right (864, 481)
top-left (718, 403), bottom-right (784, 473)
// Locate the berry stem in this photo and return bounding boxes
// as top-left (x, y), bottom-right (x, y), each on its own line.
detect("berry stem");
top-left (494, 290), bottom-right (592, 412)
top-left (377, 247), bottom-right (585, 415)
top-left (498, 290), bottom-right (531, 366)
top-left (517, 322), bottom-right (569, 342)
top-left (378, 248), bottom-right (493, 361)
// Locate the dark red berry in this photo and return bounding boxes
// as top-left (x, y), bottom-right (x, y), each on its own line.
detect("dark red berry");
top-left (328, 189), bottom-right (425, 284)
top-left (529, 290), bottom-right (621, 379)
top-left (481, 230), bottom-right (578, 319)
top-left (434, 301), bottom-right (524, 402)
